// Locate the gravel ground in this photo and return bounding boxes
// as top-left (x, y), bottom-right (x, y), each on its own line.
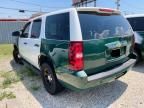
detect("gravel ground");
top-left (0, 58), bottom-right (144, 108)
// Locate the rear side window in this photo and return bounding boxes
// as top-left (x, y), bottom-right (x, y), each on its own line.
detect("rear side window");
top-left (31, 19), bottom-right (42, 38)
top-left (127, 17), bottom-right (144, 31)
top-left (45, 13), bottom-right (70, 40)
top-left (78, 12), bottom-right (133, 40)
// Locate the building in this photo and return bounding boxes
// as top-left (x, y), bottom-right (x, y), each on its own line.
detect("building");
top-left (0, 19), bottom-right (28, 44)
top-left (72, 0), bottom-right (97, 7)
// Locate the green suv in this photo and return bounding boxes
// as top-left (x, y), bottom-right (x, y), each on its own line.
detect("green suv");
top-left (12, 7), bottom-right (136, 95)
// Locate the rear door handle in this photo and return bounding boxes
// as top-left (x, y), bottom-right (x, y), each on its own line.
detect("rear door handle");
top-left (24, 42), bottom-right (27, 45)
top-left (34, 44), bottom-right (40, 47)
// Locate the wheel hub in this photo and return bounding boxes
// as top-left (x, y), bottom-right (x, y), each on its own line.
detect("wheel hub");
top-left (47, 75), bottom-right (52, 82)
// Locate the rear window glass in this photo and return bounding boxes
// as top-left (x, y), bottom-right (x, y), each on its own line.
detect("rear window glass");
top-left (127, 17), bottom-right (144, 31)
top-left (45, 13), bottom-right (70, 40)
top-left (78, 12), bottom-right (133, 40)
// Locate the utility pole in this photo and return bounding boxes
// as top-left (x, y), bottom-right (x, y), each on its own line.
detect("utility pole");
top-left (116, 0), bottom-right (120, 10)
top-left (94, 0), bottom-right (96, 7)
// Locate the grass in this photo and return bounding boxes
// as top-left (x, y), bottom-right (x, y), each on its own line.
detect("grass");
top-left (0, 68), bottom-right (40, 101)
top-left (20, 66), bottom-right (38, 77)
top-left (0, 91), bottom-right (16, 101)
top-left (0, 66), bottom-right (39, 89)
top-left (0, 44), bottom-right (38, 78)
top-left (0, 44), bottom-right (41, 101)
top-left (0, 67), bottom-right (40, 101)
top-left (0, 44), bottom-right (13, 60)
top-left (31, 85), bottom-right (41, 91)
top-left (26, 67), bottom-right (38, 77)
top-left (0, 71), bottom-right (21, 89)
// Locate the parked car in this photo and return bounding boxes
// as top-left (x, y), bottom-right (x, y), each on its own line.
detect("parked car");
top-left (12, 7), bottom-right (136, 95)
top-left (126, 14), bottom-right (144, 62)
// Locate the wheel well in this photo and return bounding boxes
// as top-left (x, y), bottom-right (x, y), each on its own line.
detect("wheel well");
top-left (39, 55), bottom-right (54, 69)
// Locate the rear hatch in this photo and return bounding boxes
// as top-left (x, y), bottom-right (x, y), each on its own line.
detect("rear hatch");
top-left (78, 10), bottom-right (133, 75)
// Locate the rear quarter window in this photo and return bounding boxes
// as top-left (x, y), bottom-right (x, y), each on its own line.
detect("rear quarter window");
top-left (78, 12), bottom-right (133, 40)
top-left (45, 13), bottom-right (70, 40)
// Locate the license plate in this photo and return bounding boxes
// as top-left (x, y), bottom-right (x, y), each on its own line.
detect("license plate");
top-left (111, 48), bottom-right (120, 58)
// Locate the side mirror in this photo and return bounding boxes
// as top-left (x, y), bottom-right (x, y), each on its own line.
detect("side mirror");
top-left (12, 31), bottom-right (20, 37)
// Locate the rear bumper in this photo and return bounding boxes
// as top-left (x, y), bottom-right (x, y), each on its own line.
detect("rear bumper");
top-left (56, 59), bottom-right (136, 91)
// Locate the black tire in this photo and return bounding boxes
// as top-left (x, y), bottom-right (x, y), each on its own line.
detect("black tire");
top-left (41, 63), bottom-right (64, 95)
top-left (13, 49), bottom-right (23, 65)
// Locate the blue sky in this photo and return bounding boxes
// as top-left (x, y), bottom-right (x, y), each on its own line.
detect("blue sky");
top-left (0, 0), bottom-right (143, 18)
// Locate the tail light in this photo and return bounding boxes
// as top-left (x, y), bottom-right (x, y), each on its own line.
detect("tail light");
top-left (99, 9), bottom-right (114, 13)
top-left (68, 41), bottom-right (84, 71)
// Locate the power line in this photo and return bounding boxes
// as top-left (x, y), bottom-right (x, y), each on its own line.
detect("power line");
top-left (5, 0), bottom-right (69, 12)
top-left (7, 0), bottom-right (69, 9)
top-left (0, 6), bottom-right (47, 13)
top-left (10, 0), bottom-right (42, 7)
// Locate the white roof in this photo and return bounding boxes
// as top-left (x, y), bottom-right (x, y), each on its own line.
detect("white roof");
top-left (76, 7), bottom-right (119, 12)
top-left (125, 14), bottom-right (144, 18)
top-left (31, 7), bottom-right (120, 21)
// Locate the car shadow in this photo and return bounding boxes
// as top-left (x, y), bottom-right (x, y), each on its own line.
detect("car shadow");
top-left (10, 60), bottom-right (128, 108)
top-left (132, 61), bottom-right (144, 73)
